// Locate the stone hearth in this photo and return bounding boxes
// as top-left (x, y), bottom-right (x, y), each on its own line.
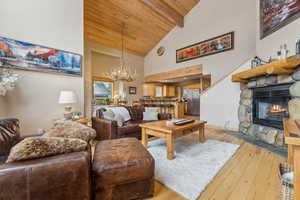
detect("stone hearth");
top-left (238, 67), bottom-right (300, 146)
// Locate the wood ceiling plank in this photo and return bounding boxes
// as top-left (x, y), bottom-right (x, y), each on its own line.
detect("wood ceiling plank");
top-left (84, 0), bottom-right (199, 56)
top-left (84, 8), bottom-right (166, 41)
top-left (161, 0), bottom-right (189, 16)
top-left (140, 0), bottom-right (184, 27)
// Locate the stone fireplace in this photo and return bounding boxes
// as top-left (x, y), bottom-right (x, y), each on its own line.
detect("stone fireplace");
top-left (238, 67), bottom-right (300, 146)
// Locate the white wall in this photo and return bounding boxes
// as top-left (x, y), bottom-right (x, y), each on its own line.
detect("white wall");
top-left (256, 0), bottom-right (300, 60)
top-left (84, 41), bottom-right (144, 118)
top-left (200, 60), bottom-right (251, 130)
top-left (144, 0), bottom-right (256, 83)
top-left (0, 0), bottom-right (84, 135)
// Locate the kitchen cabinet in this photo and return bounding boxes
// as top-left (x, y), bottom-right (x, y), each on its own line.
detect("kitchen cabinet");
top-left (163, 85), bottom-right (176, 97)
top-left (142, 84), bottom-right (156, 97)
top-left (143, 84), bottom-right (176, 97)
top-left (155, 86), bottom-right (163, 97)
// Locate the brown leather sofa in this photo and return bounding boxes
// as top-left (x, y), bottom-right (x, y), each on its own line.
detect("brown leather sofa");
top-left (92, 107), bottom-right (171, 140)
top-left (0, 118), bottom-right (154, 200)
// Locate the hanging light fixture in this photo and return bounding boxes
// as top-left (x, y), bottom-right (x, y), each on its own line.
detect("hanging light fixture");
top-left (105, 23), bottom-right (137, 82)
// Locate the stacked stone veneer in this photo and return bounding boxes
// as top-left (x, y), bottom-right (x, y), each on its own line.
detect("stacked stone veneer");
top-left (238, 66), bottom-right (300, 146)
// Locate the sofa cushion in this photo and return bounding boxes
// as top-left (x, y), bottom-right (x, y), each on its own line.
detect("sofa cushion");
top-left (6, 137), bottom-right (87, 163)
top-left (117, 121), bottom-right (141, 136)
top-left (92, 138), bottom-right (154, 187)
top-left (43, 121), bottom-right (96, 142)
top-left (127, 107), bottom-right (144, 121)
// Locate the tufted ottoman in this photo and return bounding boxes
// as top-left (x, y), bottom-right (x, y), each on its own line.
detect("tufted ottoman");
top-left (92, 138), bottom-right (155, 200)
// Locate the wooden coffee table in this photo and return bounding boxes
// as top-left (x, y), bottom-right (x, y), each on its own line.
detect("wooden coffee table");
top-left (140, 120), bottom-right (207, 160)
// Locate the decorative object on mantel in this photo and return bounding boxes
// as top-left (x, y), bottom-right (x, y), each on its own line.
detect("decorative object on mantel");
top-left (232, 56), bottom-right (300, 83)
top-left (104, 23), bottom-right (137, 82)
top-left (260, 0), bottom-right (300, 39)
top-left (157, 46), bottom-right (165, 56)
top-left (0, 36), bottom-right (82, 76)
top-left (0, 67), bottom-right (19, 96)
top-left (251, 56), bottom-right (268, 69)
top-left (58, 90), bottom-right (77, 120)
top-left (176, 32), bottom-right (234, 63)
top-left (296, 39), bottom-right (300, 55)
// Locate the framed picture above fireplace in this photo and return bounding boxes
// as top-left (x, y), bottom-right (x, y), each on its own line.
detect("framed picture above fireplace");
top-left (260, 0), bottom-right (300, 39)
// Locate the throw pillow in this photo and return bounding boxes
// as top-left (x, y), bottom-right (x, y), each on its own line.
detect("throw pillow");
top-left (102, 110), bottom-right (115, 120)
top-left (114, 114), bottom-right (125, 127)
top-left (6, 137), bottom-right (87, 163)
top-left (143, 111), bottom-right (158, 121)
top-left (145, 107), bottom-right (159, 113)
top-left (43, 121), bottom-right (96, 142)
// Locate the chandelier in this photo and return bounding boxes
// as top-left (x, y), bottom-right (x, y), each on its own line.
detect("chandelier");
top-left (0, 67), bottom-right (19, 96)
top-left (105, 23), bottom-right (136, 82)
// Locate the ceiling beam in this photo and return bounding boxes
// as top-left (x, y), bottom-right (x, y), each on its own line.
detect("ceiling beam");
top-left (144, 65), bottom-right (202, 83)
top-left (140, 0), bottom-right (184, 27)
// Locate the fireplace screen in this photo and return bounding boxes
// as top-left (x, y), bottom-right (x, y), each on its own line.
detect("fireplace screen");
top-left (253, 84), bottom-right (291, 129)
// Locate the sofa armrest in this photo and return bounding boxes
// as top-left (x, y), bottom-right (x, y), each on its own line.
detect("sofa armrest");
top-left (158, 113), bottom-right (172, 120)
top-left (92, 117), bottom-right (118, 140)
top-left (0, 151), bottom-right (91, 200)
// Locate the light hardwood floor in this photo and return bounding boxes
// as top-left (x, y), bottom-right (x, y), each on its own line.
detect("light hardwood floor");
top-left (148, 126), bottom-right (285, 200)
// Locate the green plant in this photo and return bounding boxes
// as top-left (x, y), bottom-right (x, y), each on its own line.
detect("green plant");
top-left (104, 97), bottom-right (110, 105)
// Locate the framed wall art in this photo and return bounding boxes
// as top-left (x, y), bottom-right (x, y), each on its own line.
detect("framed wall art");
top-left (0, 36), bottom-right (82, 76)
top-left (176, 32), bottom-right (234, 63)
top-left (260, 0), bottom-right (300, 39)
top-left (129, 86), bottom-right (137, 95)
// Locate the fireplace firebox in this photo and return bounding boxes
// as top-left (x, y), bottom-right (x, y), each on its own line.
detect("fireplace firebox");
top-left (252, 83), bottom-right (292, 130)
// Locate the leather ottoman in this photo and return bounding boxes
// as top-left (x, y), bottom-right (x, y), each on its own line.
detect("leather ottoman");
top-left (92, 138), bottom-right (154, 200)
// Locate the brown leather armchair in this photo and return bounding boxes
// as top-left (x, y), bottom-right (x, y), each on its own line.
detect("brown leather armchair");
top-left (0, 118), bottom-right (92, 200)
top-left (0, 118), bottom-right (155, 200)
top-left (92, 107), bottom-right (172, 140)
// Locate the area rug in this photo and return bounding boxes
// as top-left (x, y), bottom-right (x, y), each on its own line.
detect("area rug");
top-left (147, 135), bottom-right (240, 200)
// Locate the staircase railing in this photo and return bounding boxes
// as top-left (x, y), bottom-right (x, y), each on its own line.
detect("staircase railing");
top-left (201, 56), bottom-right (254, 96)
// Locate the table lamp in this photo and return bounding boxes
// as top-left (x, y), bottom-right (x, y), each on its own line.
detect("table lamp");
top-left (58, 90), bottom-right (77, 120)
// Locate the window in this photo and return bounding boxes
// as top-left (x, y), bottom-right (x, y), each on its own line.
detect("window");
top-left (93, 77), bottom-right (113, 99)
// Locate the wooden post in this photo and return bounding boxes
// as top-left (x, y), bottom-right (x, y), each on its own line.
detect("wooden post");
top-left (294, 146), bottom-right (300, 200)
top-left (199, 125), bottom-right (206, 143)
top-left (142, 128), bottom-right (148, 148)
top-left (167, 134), bottom-right (174, 160)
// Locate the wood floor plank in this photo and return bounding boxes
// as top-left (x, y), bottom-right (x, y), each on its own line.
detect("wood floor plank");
top-left (207, 144), bottom-right (262, 200)
top-left (147, 128), bottom-right (285, 200)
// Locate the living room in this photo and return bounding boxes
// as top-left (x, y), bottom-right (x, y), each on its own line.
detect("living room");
top-left (1, 0), bottom-right (300, 199)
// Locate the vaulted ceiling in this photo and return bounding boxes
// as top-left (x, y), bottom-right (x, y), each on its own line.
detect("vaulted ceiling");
top-left (84, 0), bottom-right (200, 56)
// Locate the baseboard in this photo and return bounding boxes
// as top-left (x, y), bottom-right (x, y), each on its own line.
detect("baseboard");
top-left (206, 124), bottom-right (238, 132)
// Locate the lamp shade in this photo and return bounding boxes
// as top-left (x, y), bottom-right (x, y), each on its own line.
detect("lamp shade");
top-left (58, 90), bottom-right (77, 104)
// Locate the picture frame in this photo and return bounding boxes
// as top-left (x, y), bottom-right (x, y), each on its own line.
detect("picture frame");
top-left (0, 36), bottom-right (82, 76)
top-left (176, 32), bottom-right (234, 63)
top-left (260, 0), bottom-right (300, 39)
top-left (129, 86), bottom-right (137, 95)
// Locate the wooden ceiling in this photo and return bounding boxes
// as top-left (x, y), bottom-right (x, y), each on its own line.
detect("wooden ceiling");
top-left (84, 0), bottom-right (200, 56)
